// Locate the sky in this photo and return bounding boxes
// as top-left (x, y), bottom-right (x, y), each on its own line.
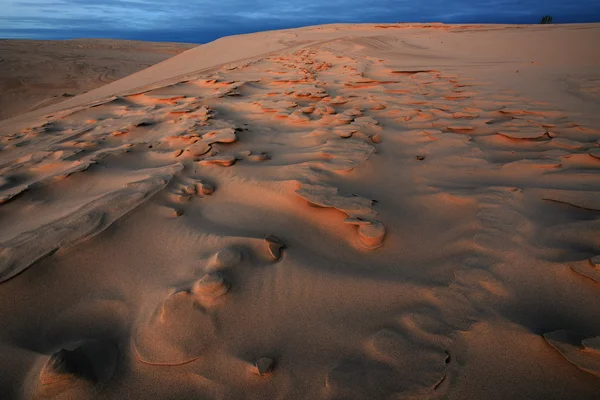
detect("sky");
top-left (1, 0), bottom-right (599, 43)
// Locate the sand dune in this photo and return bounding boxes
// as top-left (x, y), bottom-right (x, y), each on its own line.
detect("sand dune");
top-left (1, 23), bottom-right (600, 399)
top-left (0, 39), bottom-right (196, 121)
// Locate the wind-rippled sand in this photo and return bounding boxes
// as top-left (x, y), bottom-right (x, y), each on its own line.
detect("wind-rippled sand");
top-left (1, 23), bottom-right (600, 399)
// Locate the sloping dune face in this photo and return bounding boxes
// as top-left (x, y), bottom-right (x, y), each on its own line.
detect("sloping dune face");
top-left (0, 39), bottom-right (196, 121)
top-left (1, 23), bottom-right (600, 399)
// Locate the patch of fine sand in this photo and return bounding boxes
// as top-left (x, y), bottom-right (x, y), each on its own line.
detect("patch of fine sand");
top-left (1, 23), bottom-right (600, 400)
top-left (0, 39), bottom-right (197, 121)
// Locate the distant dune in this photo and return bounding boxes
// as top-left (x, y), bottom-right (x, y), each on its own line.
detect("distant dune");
top-left (0, 23), bottom-right (599, 400)
top-left (0, 39), bottom-right (197, 121)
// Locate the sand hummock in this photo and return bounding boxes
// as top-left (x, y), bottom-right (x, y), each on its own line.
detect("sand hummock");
top-left (1, 23), bottom-right (600, 399)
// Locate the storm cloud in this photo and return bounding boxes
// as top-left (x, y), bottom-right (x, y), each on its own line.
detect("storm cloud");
top-left (1, 0), bottom-right (599, 42)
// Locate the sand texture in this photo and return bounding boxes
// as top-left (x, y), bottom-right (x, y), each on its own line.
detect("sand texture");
top-left (0, 39), bottom-right (196, 121)
top-left (1, 23), bottom-right (600, 399)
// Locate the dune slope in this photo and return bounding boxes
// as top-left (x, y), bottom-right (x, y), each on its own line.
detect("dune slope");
top-left (0, 39), bottom-right (196, 121)
top-left (0, 23), bottom-right (600, 400)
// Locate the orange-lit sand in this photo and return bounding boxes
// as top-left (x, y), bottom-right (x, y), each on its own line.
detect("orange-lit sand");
top-left (1, 23), bottom-right (600, 399)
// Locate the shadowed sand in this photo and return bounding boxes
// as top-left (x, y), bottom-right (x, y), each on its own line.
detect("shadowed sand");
top-left (0, 39), bottom-right (196, 121)
top-left (1, 22), bottom-right (600, 399)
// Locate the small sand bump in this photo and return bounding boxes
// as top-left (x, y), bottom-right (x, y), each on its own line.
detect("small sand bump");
top-left (336, 114), bottom-right (355, 124)
top-left (194, 181), bottom-right (214, 195)
top-left (209, 247), bottom-right (243, 270)
top-left (294, 88), bottom-right (324, 98)
top-left (296, 183), bottom-right (375, 215)
top-left (329, 96), bottom-right (349, 105)
top-left (37, 349), bottom-right (87, 397)
top-left (343, 108), bottom-right (363, 117)
top-left (37, 341), bottom-right (119, 398)
top-left (588, 148), bottom-right (600, 160)
top-left (201, 183), bottom-right (215, 195)
top-left (183, 182), bottom-right (197, 195)
top-left (371, 134), bottom-right (382, 143)
top-left (252, 358), bottom-right (274, 376)
top-left (199, 155), bottom-right (236, 167)
top-left (319, 105), bottom-right (337, 115)
top-left (344, 217), bottom-right (386, 249)
top-left (358, 221), bottom-right (386, 250)
top-left (289, 111), bottom-right (311, 122)
top-left (187, 141), bottom-right (212, 157)
top-left (192, 272), bottom-right (231, 305)
top-left (334, 125), bottom-right (358, 138)
top-left (354, 116), bottom-right (379, 125)
top-left (202, 128), bottom-right (237, 144)
top-left (265, 235), bottom-right (285, 260)
top-left (247, 152), bottom-right (271, 162)
top-left (590, 256), bottom-right (600, 268)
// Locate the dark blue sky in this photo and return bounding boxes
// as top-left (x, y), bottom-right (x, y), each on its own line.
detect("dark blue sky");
top-left (1, 0), bottom-right (599, 43)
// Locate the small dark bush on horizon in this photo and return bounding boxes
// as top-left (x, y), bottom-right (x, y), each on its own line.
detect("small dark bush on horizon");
top-left (540, 15), bottom-right (553, 24)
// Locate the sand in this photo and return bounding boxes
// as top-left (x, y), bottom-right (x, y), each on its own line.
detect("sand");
top-left (0, 23), bottom-right (599, 399)
top-left (0, 39), bottom-right (196, 121)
